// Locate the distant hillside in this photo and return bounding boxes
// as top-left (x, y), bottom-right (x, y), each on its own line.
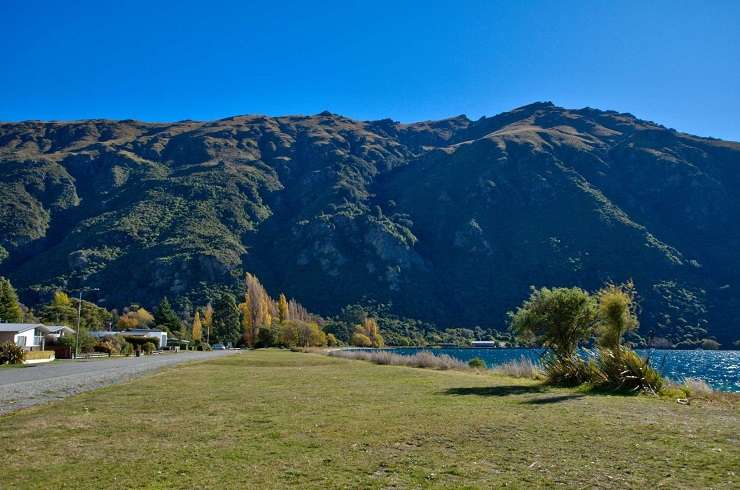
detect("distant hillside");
top-left (1, 102), bottom-right (739, 346)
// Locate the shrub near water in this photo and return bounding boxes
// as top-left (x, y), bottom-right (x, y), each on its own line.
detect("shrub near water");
top-left (493, 356), bottom-right (542, 379)
top-left (509, 281), bottom-right (666, 394)
top-left (468, 357), bottom-right (487, 369)
top-left (329, 350), bottom-right (468, 370)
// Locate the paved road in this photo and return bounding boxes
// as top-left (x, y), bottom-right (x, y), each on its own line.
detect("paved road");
top-left (0, 350), bottom-right (239, 415)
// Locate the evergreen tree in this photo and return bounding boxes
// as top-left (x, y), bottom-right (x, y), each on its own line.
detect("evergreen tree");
top-left (0, 276), bottom-right (22, 323)
top-left (192, 311), bottom-right (203, 342)
top-left (213, 293), bottom-right (240, 345)
top-left (154, 297), bottom-right (181, 334)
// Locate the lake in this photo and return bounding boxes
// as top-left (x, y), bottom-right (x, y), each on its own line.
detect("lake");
top-left (368, 347), bottom-right (740, 392)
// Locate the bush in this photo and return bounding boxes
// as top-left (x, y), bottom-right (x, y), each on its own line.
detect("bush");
top-left (683, 378), bottom-right (713, 397)
top-left (142, 341), bottom-right (156, 354)
top-left (255, 327), bottom-right (277, 348)
top-left (0, 341), bottom-right (25, 364)
top-left (592, 347), bottom-right (663, 394)
top-left (468, 357), bottom-right (487, 369)
top-left (541, 353), bottom-right (598, 387)
top-left (509, 286), bottom-right (596, 359)
top-left (350, 333), bottom-right (373, 347)
top-left (120, 341), bottom-right (133, 356)
top-left (329, 350), bottom-right (468, 370)
top-left (94, 340), bottom-right (115, 354)
top-left (493, 356), bottom-right (542, 379)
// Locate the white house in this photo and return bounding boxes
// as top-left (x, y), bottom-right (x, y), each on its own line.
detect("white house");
top-left (90, 329), bottom-right (168, 349)
top-left (45, 325), bottom-right (76, 341)
top-left (126, 329), bottom-right (168, 349)
top-left (0, 323), bottom-right (51, 351)
top-left (471, 340), bottom-right (498, 348)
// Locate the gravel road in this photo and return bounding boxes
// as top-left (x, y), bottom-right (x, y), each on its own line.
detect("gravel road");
top-left (0, 350), bottom-right (239, 415)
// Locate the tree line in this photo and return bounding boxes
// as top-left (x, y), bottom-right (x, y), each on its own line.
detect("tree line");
top-left (0, 274), bottom-right (385, 351)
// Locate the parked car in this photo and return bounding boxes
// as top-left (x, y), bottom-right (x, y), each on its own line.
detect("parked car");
top-left (212, 343), bottom-right (226, 350)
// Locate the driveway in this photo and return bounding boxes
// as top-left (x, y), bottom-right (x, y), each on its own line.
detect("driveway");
top-left (0, 350), bottom-right (239, 414)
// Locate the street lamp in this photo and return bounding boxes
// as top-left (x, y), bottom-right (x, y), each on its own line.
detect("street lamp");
top-left (74, 287), bottom-right (99, 359)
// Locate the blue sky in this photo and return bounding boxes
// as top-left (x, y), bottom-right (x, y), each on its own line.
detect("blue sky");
top-left (2, 1), bottom-right (739, 140)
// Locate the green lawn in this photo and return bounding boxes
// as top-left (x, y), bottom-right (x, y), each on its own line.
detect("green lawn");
top-left (1, 350), bottom-right (737, 489)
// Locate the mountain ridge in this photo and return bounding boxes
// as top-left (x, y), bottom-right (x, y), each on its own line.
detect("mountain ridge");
top-left (1, 103), bottom-right (738, 345)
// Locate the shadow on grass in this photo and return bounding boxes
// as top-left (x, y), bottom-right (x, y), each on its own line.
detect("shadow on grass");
top-left (523, 394), bottom-right (585, 404)
top-left (441, 384), bottom-right (547, 397)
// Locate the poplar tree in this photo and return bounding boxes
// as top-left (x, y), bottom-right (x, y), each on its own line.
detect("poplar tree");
top-left (239, 295), bottom-right (254, 346)
top-left (192, 311), bottom-right (203, 342)
top-left (278, 293), bottom-right (289, 323)
top-left (203, 303), bottom-right (214, 344)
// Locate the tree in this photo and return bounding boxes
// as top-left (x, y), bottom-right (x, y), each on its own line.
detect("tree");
top-left (509, 286), bottom-right (597, 359)
top-left (40, 291), bottom-right (78, 326)
top-left (278, 293), bottom-right (289, 323)
top-left (154, 297), bottom-right (181, 334)
top-left (117, 307), bottom-right (154, 330)
top-left (192, 311), bottom-right (203, 342)
top-left (352, 318), bottom-right (384, 347)
top-left (0, 276), bottom-right (22, 323)
top-left (596, 281), bottom-right (638, 349)
top-left (238, 296), bottom-right (254, 347)
top-left (203, 303), bottom-right (214, 344)
top-left (350, 332), bottom-right (373, 347)
top-left (212, 293), bottom-right (240, 345)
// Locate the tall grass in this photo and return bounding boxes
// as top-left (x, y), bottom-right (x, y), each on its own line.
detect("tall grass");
top-left (682, 378), bottom-right (714, 397)
top-left (329, 350), bottom-right (468, 370)
top-left (492, 356), bottom-right (542, 379)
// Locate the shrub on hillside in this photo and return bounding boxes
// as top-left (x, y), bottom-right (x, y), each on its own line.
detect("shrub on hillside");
top-left (0, 341), bottom-right (25, 364)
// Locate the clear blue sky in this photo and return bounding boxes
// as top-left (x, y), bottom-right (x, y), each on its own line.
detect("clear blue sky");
top-left (2, 1), bottom-right (739, 140)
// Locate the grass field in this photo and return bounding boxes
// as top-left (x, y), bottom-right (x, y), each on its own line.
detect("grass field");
top-left (1, 350), bottom-right (738, 489)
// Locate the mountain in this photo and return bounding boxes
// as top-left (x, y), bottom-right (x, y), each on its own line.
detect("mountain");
top-left (1, 102), bottom-right (739, 346)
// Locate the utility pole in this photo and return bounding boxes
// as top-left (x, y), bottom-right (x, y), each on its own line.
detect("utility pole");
top-left (73, 287), bottom-right (99, 360)
top-left (75, 290), bottom-right (82, 359)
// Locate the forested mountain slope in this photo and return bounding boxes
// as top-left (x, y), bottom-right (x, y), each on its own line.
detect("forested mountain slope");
top-left (1, 102), bottom-right (739, 345)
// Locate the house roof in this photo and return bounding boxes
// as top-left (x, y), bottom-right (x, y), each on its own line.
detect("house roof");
top-left (46, 325), bottom-right (75, 334)
top-left (0, 323), bottom-right (50, 334)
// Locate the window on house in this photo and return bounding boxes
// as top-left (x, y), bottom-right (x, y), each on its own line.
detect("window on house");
top-left (16, 335), bottom-right (27, 347)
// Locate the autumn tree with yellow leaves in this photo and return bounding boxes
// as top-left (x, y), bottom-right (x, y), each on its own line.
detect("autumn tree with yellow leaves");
top-left (192, 311), bottom-right (203, 342)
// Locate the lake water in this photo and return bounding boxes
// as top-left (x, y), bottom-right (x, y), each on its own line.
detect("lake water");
top-left (371, 347), bottom-right (740, 392)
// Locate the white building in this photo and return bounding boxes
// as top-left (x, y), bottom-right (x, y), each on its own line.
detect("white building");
top-left (471, 340), bottom-right (498, 348)
top-left (91, 329), bottom-right (168, 349)
top-left (45, 325), bottom-right (76, 341)
top-left (0, 323), bottom-right (51, 351)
